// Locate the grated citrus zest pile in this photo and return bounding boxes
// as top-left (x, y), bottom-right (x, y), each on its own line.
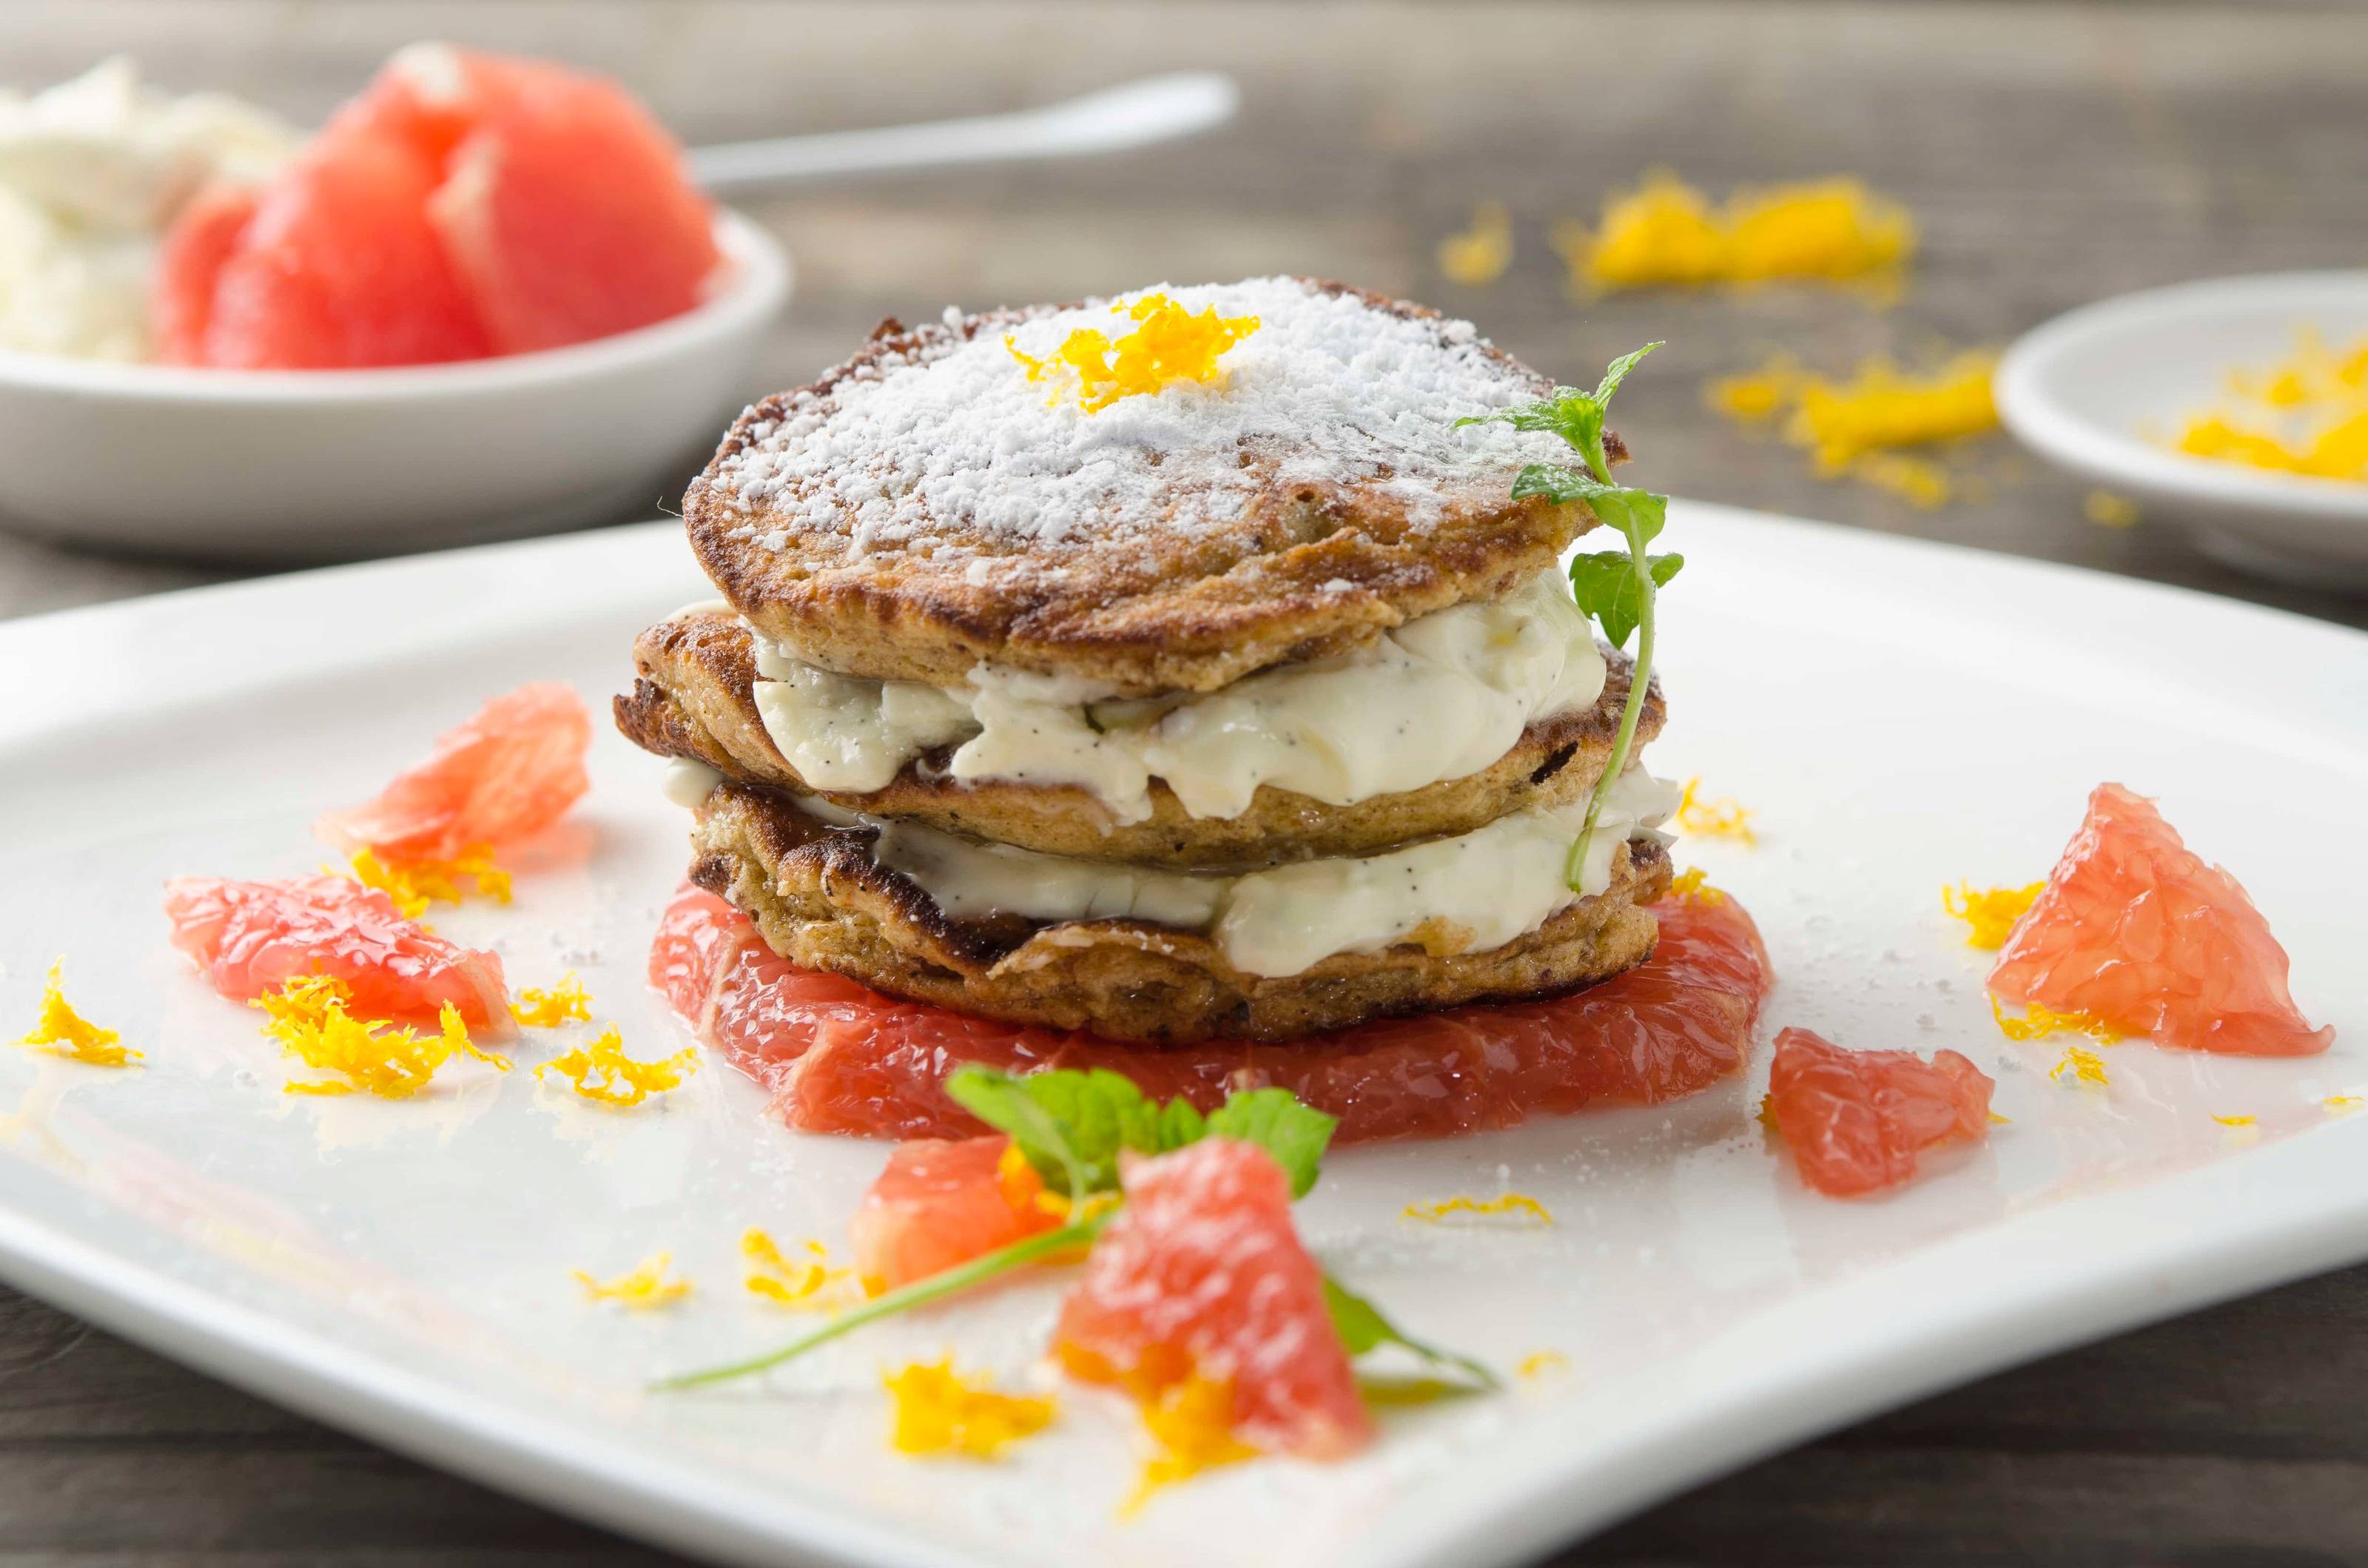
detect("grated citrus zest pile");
top-left (1675, 777), bottom-right (1758, 845)
top-left (1516, 1350), bottom-right (1570, 1379)
top-left (2173, 329), bottom-right (2368, 484)
top-left (1438, 201), bottom-right (1513, 287)
top-left (1555, 171), bottom-right (1914, 297)
top-left (883, 1359), bottom-right (1056, 1459)
top-left (2085, 490), bottom-right (2141, 528)
top-left (13, 961), bottom-right (140, 1067)
top-left (2327, 1095), bottom-right (2364, 1115)
top-left (2210, 1114), bottom-right (2257, 1128)
top-left (1991, 994), bottom-right (2123, 1046)
top-left (1402, 1192), bottom-right (1554, 1225)
top-left (535, 1026), bottom-right (696, 1107)
top-left (2050, 1045), bottom-right (2111, 1088)
top-left (741, 1228), bottom-right (855, 1309)
top-left (337, 847), bottom-right (511, 921)
top-left (1006, 292), bottom-right (1259, 413)
top-left (1709, 351), bottom-right (1997, 507)
top-left (1942, 881), bottom-right (2045, 949)
top-left (252, 975), bottom-right (506, 1098)
top-left (510, 973), bottom-right (593, 1028)
top-left (1123, 1375), bottom-right (1257, 1514)
top-left (574, 1252), bottom-right (690, 1309)
top-left (1665, 866), bottom-right (1726, 905)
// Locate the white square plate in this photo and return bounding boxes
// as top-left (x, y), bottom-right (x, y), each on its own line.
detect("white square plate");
top-left (0, 504), bottom-right (2361, 1568)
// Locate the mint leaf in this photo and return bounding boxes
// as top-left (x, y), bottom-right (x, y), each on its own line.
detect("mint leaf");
top-left (1157, 1094), bottom-right (1207, 1150)
top-left (1592, 340), bottom-right (1661, 406)
top-left (1205, 1088), bottom-right (1336, 1198)
top-left (1322, 1275), bottom-right (1498, 1389)
top-left (1568, 550), bottom-right (1683, 650)
top-left (944, 1066), bottom-right (1166, 1197)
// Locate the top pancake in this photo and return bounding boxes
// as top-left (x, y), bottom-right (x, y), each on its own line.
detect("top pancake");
top-left (684, 277), bottom-right (1622, 696)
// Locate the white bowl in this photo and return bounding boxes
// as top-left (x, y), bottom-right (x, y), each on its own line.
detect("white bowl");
top-left (1995, 271), bottom-right (2368, 588)
top-left (0, 209), bottom-right (790, 563)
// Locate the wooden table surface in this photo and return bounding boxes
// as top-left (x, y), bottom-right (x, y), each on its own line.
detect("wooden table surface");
top-left (3, 2), bottom-right (2364, 1562)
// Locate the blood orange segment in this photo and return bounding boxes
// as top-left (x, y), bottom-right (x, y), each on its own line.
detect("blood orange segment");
top-left (849, 1135), bottom-right (1063, 1296)
top-left (1990, 783), bottom-right (2332, 1057)
top-left (151, 183), bottom-right (258, 365)
top-left (648, 885), bottom-right (1772, 1143)
top-left (1766, 1027), bottom-right (1993, 1197)
top-left (424, 61), bottom-right (721, 354)
top-left (317, 682), bottom-right (591, 864)
top-left (1054, 1138), bottom-right (1370, 1459)
top-left (195, 129), bottom-right (491, 369)
top-left (162, 875), bottom-right (511, 1034)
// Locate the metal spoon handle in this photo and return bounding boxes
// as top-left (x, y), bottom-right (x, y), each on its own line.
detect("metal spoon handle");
top-left (687, 71), bottom-right (1237, 193)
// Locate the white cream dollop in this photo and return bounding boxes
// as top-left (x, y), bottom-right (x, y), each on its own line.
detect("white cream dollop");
top-left (0, 58), bottom-right (300, 361)
top-left (837, 765), bottom-right (1679, 978)
top-left (747, 567), bottom-right (1607, 821)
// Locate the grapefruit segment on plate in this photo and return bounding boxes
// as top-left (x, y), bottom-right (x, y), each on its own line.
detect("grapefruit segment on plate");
top-left (317, 682), bottom-right (591, 864)
top-left (1990, 783), bottom-right (2332, 1057)
top-left (150, 184), bottom-right (258, 366)
top-left (849, 1135), bottom-right (1063, 1296)
top-left (1766, 1027), bottom-right (1994, 1197)
top-left (648, 885), bottom-right (1772, 1143)
top-left (1054, 1138), bottom-right (1370, 1459)
top-left (162, 875), bottom-right (511, 1034)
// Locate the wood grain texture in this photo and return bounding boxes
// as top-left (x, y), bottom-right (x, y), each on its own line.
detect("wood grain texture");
top-left (0, 1), bottom-right (2363, 1562)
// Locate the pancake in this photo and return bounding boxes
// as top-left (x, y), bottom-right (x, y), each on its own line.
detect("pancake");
top-left (615, 609), bottom-right (1664, 867)
top-left (683, 277), bottom-right (1628, 697)
top-left (686, 782), bottom-right (1672, 1044)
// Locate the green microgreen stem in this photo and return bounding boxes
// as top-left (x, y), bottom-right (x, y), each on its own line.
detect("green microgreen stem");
top-left (652, 1214), bottom-right (1105, 1391)
top-left (1565, 539), bottom-right (1656, 892)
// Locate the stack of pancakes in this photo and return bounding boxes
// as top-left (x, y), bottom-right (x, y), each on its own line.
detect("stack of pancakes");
top-left (616, 277), bottom-right (1678, 1044)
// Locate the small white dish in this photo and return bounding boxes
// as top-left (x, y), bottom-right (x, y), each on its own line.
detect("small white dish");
top-left (1995, 271), bottom-right (2368, 588)
top-left (0, 211), bottom-right (789, 563)
top-left (0, 506), bottom-right (2361, 1568)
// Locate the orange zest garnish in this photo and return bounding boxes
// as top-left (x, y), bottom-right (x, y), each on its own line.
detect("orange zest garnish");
top-left (1123, 1375), bottom-right (1257, 1513)
top-left (510, 973), bottom-right (593, 1028)
top-left (1402, 1192), bottom-right (1553, 1226)
top-left (1516, 1350), bottom-right (1570, 1379)
top-left (2049, 1045), bottom-right (2111, 1088)
top-left (337, 846), bottom-right (510, 921)
top-left (1557, 171), bottom-right (1914, 297)
top-left (883, 1360), bottom-right (1055, 1459)
top-left (1709, 351), bottom-right (1997, 508)
top-left (1438, 201), bottom-right (1513, 286)
top-left (2173, 329), bottom-right (2368, 484)
top-left (1675, 777), bottom-right (1758, 844)
top-left (741, 1228), bottom-right (854, 1309)
top-left (252, 975), bottom-right (506, 1098)
top-left (13, 961), bottom-right (139, 1067)
top-left (534, 1026), bottom-right (695, 1108)
top-left (2210, 1114), bottom-right (2257, 1128)
top-left (1666, 866), bottom-right (1726, 905)
top-left (574, 1252), bottom-right (690, 1309)
top-left (2326, 1095), bottom-right (2364, 1115)
top-left (1006, 292), bottom-right (1258, 412)
top-left (1942, 881), bottom-right (2045, 950)
top-left (1991, 993), bottom-right (2122, 1046)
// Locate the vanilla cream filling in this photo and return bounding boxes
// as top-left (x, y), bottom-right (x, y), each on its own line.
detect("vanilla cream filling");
top-left (747, 568), bottom-right (1608, 824)
top-left (799, 767), bottom-right (1678, 979)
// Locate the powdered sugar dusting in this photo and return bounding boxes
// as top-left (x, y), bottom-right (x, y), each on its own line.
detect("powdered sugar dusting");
top-left (699, 277), bottom-right (1570, 566)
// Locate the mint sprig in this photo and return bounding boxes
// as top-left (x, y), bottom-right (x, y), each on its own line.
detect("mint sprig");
top-left (655, 1070), bottom-right (1489, 1390)
top-left (1460, 342), bottom-right (1677, 890)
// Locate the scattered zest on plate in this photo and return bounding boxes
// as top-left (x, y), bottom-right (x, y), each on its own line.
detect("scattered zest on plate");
top-left (576, 1253), bottom-right (691, 1309)
top-left (1990, 995), bottom-right (2123, 1045)
top-left (1516, 1350), bottom-right (1570, 1379)
top-left (337, 845), bottom-right (511, 920)
top-left (2050, 1046), bottom-right (2111, 1088)
top-left (1402, 1193), bottom-right (1554, 1226)
top-left (511, 974), bottom-right (593, 1028)
top-left (13, 961), bottom-right (140, 1067)
top-left (253, 975), bottom-right (507, 1098)
top-left (1675, 776), bottom-right (1758, 844)
top-left (1942, 881), bottom-right (2044, 950)
top-left (883, 1361), bottom-right (1055, 1461)
top-left (741, 1229), bottom-right (854, 1309)
top-left (535, 1026), bottom-right (696, 1107)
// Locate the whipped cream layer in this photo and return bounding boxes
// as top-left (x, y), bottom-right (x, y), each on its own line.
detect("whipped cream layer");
top-left (747, 567), bottom-right (1608, 824)
top-left (799, 766), bottom-right (1678, 978)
